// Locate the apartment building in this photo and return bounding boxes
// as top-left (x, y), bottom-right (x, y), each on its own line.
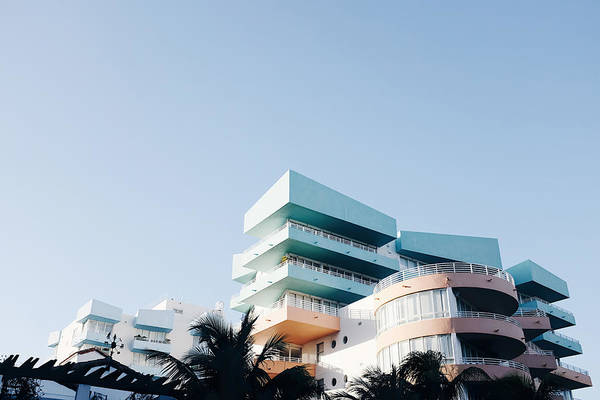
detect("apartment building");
top-left (48, 298), bottom-right (223, 375)
top-left (231, 170), bottom-right (592, 399)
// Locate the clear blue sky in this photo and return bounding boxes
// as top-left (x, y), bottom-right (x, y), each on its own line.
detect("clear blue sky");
top-left (1, 1), bottom-right (598, 397)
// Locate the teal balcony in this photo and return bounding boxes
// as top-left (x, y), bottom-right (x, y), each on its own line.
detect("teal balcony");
top-left (532, 331), bottom-right (582, 358)
top-left (237, 220), bottom-right (399, 279)
top-left (243, 170), bottom-right (397, 246)
top-left (47, 330), bottom-right (61, 348)
top-left (232, 258), bottom-right (378, 309)
top-left (232, 254), bottom-right (256, 283)
top-left (396, 231), bottom-right (503, 268)
top-left (507, 260), bottom-right (569, 302)
top-left (519, 296), bottom-right (575, 329)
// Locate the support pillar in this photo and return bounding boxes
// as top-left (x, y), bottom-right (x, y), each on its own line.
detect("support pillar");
top-left (75, 384), bottom-right (90, 400)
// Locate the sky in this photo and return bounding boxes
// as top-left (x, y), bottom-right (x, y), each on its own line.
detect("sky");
top-left (0, 1), bottom-right (599, 397)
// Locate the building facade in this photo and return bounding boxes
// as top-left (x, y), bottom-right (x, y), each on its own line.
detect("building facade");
top-left (231, 170), bottom-right (592, 399)
top-left (48, 298), bottom-right (223, 376)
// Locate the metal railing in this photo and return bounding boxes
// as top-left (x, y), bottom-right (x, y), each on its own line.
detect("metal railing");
top-left (454, 311), bottom-right (520, 326)
top-left (557, 360), bottom-right (590, 375)
top-left (513, 309), bottom-right (547, 318)
top-left (518, 295), bottom-right (573, 316)
top-left (133, 336), bottom-right (170, 344)
top-left (461, 357), bottom-right (529, 373)
top-left (340, 308), bottom-right (375, 320)
top-left (275, 256), bottom-right (379, 286)
top-left (271, 296), bottom-right (340, 317)
top-left (288, 220), bottom-right (377, 253)
top-left (524, 348), bottom-right (554, 356)
top-left (242, 219), bottom-right (378, 256)
top-left (374, 262), bottom-right (514, 293)
top-left (550, 330), bottom-right (580, 344)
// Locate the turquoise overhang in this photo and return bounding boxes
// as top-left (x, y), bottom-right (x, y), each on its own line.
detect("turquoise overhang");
top-left (239, 224), bottom-right (399, 279)
top-left (244, 170), bottom-right (397, 246)
top-left (396, 231), bottom-right (503, 268)
top-left (519, 300), bottom-right (575, 329)
top-left (507, 260), bottom-right (569, 302)
top-left (234, 262), bottom-right (374, 307)
top-left (532, 331), bottom-right (582, 358)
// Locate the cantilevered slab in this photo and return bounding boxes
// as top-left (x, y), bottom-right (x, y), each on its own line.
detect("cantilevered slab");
top-left (244, 170), bottom-right (397, 246)
top-left (396, 231), bottom-right (502, 268)
top-left (506, 260), bottom-right (569, 302)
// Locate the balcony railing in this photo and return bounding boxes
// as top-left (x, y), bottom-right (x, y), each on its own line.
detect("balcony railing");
top-left (454, 311), bottom-right (520, 327)
top-left (374, 262), bottom-right (514, 293)
top-left (557, 360), bottom-right (590, 376)
top-left (518, 295), bottom-right (572, 315)
top-left (270, 355), bottom-right (303, 363)
top-left (275, 256), bottom-right (379, 286)
top-left (288, 220), bottom-right (377, 253)
top-left (271, 296), bottom-right (340, 317)
top-left (461, 357), bottom-right (529, 373)
top-left (550, 330), bottom-right (580, 344)
top-left (133, 335), bottom-right (170, 344)
top-left (243, 219), bottom-right (378, 255)
top-left (513, 309), bottom-right (547, 318)
top-left (340, 308), bottom-right (375, 320)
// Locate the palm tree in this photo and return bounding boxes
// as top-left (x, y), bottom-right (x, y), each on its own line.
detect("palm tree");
top-left (328, 365), bottom-right (413, 400)
top-left (399, 351), bottom-right (486, 400)
top-left (147, 310), bottom-right (321, 400)
top-left (480, 374), bottom-right (561, 400)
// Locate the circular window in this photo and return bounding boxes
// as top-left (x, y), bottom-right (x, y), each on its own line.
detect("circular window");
top-left (343, 336), bottom-right (348, 344)
top-left (332, 378), bottom-right (337, 387)
top-left (331, 340), bottom-right (337, 349)
top-left (344, 375), bottom-right (348, 383)
top-left (358, 321), bottom-right (362, 326)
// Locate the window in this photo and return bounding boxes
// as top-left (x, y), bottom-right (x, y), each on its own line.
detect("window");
top-left (377, 334), bottom-right (454, 372)
top-left (343, 336), bottom-right (348, 344)
top-left (331, 378), bottom-right (337, 387)
top-left (135, 329), bottom-right (167, 343)
top-left (316, 342), bottom-right (324, 362)
top-left (375, 289), bottom-right (450, 333)
top-left (331, 340), bottom-right (337, 349)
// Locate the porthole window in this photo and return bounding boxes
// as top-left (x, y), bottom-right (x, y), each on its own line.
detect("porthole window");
top-left (331, 378), bottom-right (337, 386)
top-left (344, 375), bottom-right (348, 383)
top-left (343, 336), bottom-right (348, 344)
top-left (331, 340), bottom-right (337, 349)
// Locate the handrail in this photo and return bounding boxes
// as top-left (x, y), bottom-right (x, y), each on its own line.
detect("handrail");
top-left (269, 355), bottom-right (303, 363)
top-left (550, 330), bottom-right (580, 344)
top-left (274, 256), bottom-right (379, 287)
top-left (374, 262), bottom-right (514, 293)
top-left (271, 296), bottom-right (340, 317)
top-left (340, 308), bottom-right (375, 320)
top-left (557, 360), bottom-right (590, 376)
top-left (242, 219), bottom-right (378, 255)
top-left (288, 220), bottom-right (377, 253)
top-left (518, 295), bottom-right (573, 315)
top-left (513, 309), bottom-right (547, 318)
top-left (524, 348), bottom-right (554, 356)
top-left (461, 357), bottom-right (529, 373)
top-left (454, 311), bottom-right (520, 326)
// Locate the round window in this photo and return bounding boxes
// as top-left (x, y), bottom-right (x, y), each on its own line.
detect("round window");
top-left (343, 336), bottom-right (348, 344)
top-left (331, 340), bottom-right (337, 349)
top-left (332, 378), bottom-right (337, 387)
top-left (344, 375), bottom-right (348, 383)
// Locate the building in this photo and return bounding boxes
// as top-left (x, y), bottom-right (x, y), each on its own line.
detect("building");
top-left (48, 298), bottom-right (223, 375)
top-left (231, 170), bottom-right (592, 399)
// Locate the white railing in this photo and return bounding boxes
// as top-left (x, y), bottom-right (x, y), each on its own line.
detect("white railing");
top-left (271, 296), bottom-right (339, 317)
top-left (461, 357), bottom-right (529, 373)
top-left (524, 348), bottom-right (554, 356)
top-left (133, 336), bottom-right (170, 344)
top-left (513, 309), bottom-right (547, 318)
top-left (270, 355), bottom-right (303, 363)
top-left (454, 311), bottom-right (520, 326)
top-left (374, 262), bottom-right (514, 293)
top-left (288, 220), bottom-right (377, 253)
top-left (274, 256), bottom-right (379, 287)
top-left (241, 276), bottom-right (257, 289)
top-left (557, 360), bottom-right (590, 376)
top-left (340, 308), bottom-right (375, 320)
top-left (518, 295), bottom-right (572, 315)
top-left (550, 330), bottom-right (580, 344)
top-left (242, 219), bottom-right (378, 256)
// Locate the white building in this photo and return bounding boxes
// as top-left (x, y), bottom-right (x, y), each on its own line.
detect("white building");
top-left (48, 298), bottom-right (224, 376)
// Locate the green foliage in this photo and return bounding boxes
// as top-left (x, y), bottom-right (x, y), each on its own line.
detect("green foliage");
top-left (147, 309), bottom-right (322, 400)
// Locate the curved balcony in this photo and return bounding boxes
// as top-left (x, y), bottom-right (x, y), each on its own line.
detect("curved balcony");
top-left (513, 345), bottom-right (556, 378)
top-left (259, 355), bottom-right (316, 379)
top-left (374, 263), bottom-right (518, 315)
top-left (377, 311), bottom-right (526, 359)
top-left (445, 357), bottom-right (529, 380)
top-left (512, 309), bottom-right (552, 341)
top-left (550, 361), bottom-right (592, 390)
